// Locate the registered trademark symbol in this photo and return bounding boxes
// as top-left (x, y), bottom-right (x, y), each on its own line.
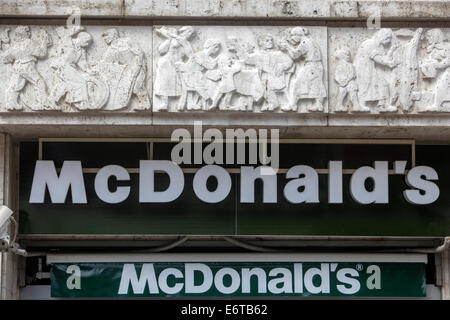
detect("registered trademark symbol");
top-left (356, 264), bottom-right (363, 271)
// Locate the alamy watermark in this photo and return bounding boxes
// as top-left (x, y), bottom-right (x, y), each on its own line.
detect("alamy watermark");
top-left (366, 3), bottom-right (381, 29)
top-left (170, 121), bottom-right (279, 175)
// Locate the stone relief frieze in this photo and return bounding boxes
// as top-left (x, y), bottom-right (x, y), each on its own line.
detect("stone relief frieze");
top-left (0, 25), bottom-right (151, 112)
top-left (0, 25), bottom-right (448, 116)
top-left (329, 28), bottom-right (450, 114)
top-left (152, 26), bottom-right (328, 113)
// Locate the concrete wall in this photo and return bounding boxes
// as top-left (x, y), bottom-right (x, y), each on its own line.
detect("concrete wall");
top-left (0, 1), bottom-right (448, 20)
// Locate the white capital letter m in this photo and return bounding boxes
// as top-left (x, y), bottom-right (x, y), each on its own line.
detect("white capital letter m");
top-left (118, 264), bottom-right (159, 295)
top-left (29, 160), bottom-right (87, 204)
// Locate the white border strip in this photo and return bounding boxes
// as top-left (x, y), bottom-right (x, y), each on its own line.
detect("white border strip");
top-left (47, 253), bottom-right (428, 264)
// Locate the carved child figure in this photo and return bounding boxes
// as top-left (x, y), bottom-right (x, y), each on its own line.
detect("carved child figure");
top-left (230, 40), bottom-right (264, 111)
top-left (334, 49), bottom-right (362, 112)
top-left (176, 38), bottom-right (221, 111)
top-left (209, 54), bottom-right (242, 110)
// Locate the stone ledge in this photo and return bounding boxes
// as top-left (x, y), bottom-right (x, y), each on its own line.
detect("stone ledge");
top-left (328, 114), bottom-right (450, 127)
top-left (2, 113), bottom-right (450, 127)
top-left (153, 112), bottom-right (328, 126)
top-left (0, 113), bottom-right (153, 125)
top-left (0, 1), bottom-right (448, 20)
top-left (3, 123), bottom-right (450, 143)
top-left (0, 0), bottom-right (123, 17)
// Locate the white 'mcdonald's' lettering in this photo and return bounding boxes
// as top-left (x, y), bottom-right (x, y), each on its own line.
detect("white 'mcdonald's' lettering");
top-left (28, 160), bottom-right (440, 205)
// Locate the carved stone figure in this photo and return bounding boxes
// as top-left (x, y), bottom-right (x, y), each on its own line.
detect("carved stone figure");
top-left (334, 49), bottom-right (360, 112)
top-left (420, 29), bottom-right (450, 111)
top-left (353, 28), bottom-right (399, 113)
top-left (388, 28), bottom-right (423, 112)
top-left (49, 27), bottom-right (109, 110)
top-left (228, 39), bottom-right (263, 111)
top-left (154, 26), bottom-right (195, 111)
top-left (1, 26), bottom-right (52, 111)
top-left (176, 38), bottom-right (221, 111)
top-left (206, 37), bottom-right (239, 110)
top-left (209, 54), bottom-right (242, 110)
top-left (281, 27), bottom-right (327, 112)
top-left (99, 28), bottom-right (150, 111)
top-left (243, 35), bottom-right (293, 111)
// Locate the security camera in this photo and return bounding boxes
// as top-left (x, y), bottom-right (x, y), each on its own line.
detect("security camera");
top-left (0, 206), bottom-right (27, 256)
top-left (0, 236), bottom-right (9, 250)
top-left (0, 205), bottom-right (13, 251)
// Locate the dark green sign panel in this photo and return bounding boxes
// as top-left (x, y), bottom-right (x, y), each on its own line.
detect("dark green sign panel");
top-left (18, 141), bottom-right (450, 236)
top-left (51, 262), bottom-right (426, 298)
